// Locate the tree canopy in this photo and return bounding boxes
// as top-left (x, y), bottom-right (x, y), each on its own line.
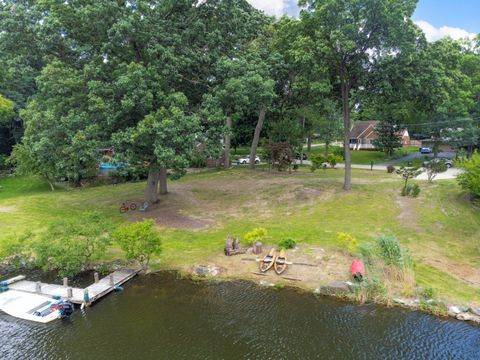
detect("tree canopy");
top-left (0, 0), bottom-right (479, 201)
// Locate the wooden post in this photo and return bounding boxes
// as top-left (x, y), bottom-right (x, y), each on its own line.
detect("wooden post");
top-left (94, 272), bottom-right (99, 283)
top-left (224, 235), bottom-right (233, 256)
top-left (109, 274), bottom-right (115, 287)
top-left (83, 289), bottom-right (90, 304)
top-left (63, 277), bottom-right (68, 287)
top-left (233, 236), bottom-right (240, 251)
top-left (67, 287), bottom-right (73, 298)
top-left (35, 281), bottom-right (42, 293)
top-left (253, 242), bottom-right (263, 255)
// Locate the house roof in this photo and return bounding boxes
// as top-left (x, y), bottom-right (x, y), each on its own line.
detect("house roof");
top-left (350, 121), bottom-right (379, 139)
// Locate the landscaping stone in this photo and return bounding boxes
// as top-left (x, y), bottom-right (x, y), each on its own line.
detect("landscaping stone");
top-left (259, 280), bottom-right (274, 287)
top-left (448, 306), bottom-right (462, 317)
top-left (471, 308), bottom-right (480, 317)
top-left (318, 282), bottom-right (353, 296)
top-left (192, 265), bottom-right (222, 277)
top-left (457, 312), bottom-right (480, 324)
top-left (393, 298), bottom-right (419, 308)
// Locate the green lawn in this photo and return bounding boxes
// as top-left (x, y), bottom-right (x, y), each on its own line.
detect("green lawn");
top-left (0, 168), bottom-right (478, 305)
top-left (305, 146), bottom-right (419, 165)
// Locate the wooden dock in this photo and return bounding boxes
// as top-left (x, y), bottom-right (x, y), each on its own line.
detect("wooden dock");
top-left (5, 268), bottom-right (140, 306)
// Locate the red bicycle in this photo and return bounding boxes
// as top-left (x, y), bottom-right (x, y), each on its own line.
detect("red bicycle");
top-left (120, 202), bottom-right (137, 213)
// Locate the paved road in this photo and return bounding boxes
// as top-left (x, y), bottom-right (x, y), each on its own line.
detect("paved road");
top-left (379, 151), bottom-right (456, 166)
top-left (294, 160), bottom-right (461, 180)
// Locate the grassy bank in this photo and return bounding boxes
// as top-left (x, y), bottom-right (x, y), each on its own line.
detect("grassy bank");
top-left (0, 167), bottom-right (478, 307)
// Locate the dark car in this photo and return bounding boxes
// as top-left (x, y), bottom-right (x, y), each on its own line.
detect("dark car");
top-left (419, 147), bottom-right (432, 154)
top-left (295, 153), bottom-right (308, 160)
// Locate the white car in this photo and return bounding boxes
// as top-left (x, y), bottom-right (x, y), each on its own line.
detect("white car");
top-left (237, 155), bottom-right (260, 165)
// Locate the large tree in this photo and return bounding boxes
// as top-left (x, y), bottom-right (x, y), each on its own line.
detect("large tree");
top-left (114, 93), bottom-right (199, 204)
top-left (299, 0), bottom-right (419, 190)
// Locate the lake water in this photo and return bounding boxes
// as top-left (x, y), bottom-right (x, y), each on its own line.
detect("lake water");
top-left (0, 271), bottom-right (479, 359)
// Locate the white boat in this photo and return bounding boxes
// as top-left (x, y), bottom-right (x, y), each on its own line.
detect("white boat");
top-left (0, 289), bottom-right (73, 323)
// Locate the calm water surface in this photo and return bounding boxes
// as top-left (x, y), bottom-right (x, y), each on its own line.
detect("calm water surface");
top-left (0, 271), bottom-right (479, 359)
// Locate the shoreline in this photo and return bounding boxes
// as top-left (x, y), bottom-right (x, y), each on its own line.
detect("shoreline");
top-left (172, 267), bottom-right (480, 327)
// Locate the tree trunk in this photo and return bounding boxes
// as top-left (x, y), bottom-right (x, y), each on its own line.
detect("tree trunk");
top-left (341, 79), bottom-right (352, 191)
top-left (300, 117), bottom-right (306, 166)
top-left (158, 167), bottom-right (168, 195)
top-left (249, 108), bottom-right (266, 170)
top-left (47, 179), bottom-right (55, 191)
top-left (325, 141), bottom-right (330, 156)
top-left (307, 135), bottom-right (312, 151)
top-left (224, 115), bottom-right (232, 169)
top-left (144, 169), bottom-right (160, 204)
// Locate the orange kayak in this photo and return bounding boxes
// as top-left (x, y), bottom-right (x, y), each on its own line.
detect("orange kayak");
top-left (274, 249), bottom-right (287, 275)
top-left (260, 248), bottom-right (276, 272)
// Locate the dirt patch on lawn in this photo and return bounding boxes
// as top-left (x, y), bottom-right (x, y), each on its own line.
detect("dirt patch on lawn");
top-left (396, 196), bottom-right (419, 230)
top-left (0, 206), bottom-right (15, 213)
top-left (154, 211), bottom-right (212, 230)
top-left (128, 191), bottom-right (213, 230)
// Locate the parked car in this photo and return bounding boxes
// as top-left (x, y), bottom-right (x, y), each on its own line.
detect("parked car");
top-left (423, 158), bottom-right (453, 168)
top-left (237, 155), bottom-right (260, 165)
top-left (295, 152), bottom-right (308, 160)
top-left (419, 147), bottom-right (432, 154)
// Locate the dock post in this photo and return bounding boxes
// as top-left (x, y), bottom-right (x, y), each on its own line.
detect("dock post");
top-left (63, 277), bottom-right (68, 287)
top-left (83, 289), bottom-right (90, 304)
top-left (109, 274), bottom-right (115, 287)
top-left (94, 272), bottom-right (99, 283)
top-left (67, 287), bottom-right (73, 298)
top-left (36, 281), bottom-right (42, 293)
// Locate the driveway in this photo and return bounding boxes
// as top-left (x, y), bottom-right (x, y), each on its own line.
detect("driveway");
top-left (416, 167), bottom-right (462, 180)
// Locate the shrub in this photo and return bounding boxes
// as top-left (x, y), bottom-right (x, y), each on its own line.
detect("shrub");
top-left (111, 165), bottom-right (148, 182)
top-left (423, 287), bottom-right (435, 300)
top-left (401, 183), bottom-right (421, 197)
top-left (377, 234), bottom-right (403, 266)
top-left (411, 183), bottom-right (421, 197)
top-left (112, 219), bottom-right (162, 270)
top-left (33, 211), bottom-right (111, 277)
top-left (326, 154), bottom-right (342, 168)
top-left (278, 238), bottom-right (296, 249)
top-left (387, 165), bottom-right (395, 173)
top-left (337, 232), bottom-right (358, 255)
top-left (190, 152), bottom-right (207, 168)
top-left (396, 166), bottom-right (423, 191)
top-left (456, 151), bottom-right (480, 200)
top-left (331, 146), bottom-right (344, 159)
top-left (311, 154), bottom-right (327, 171)
top-left (358, 243), bottom-right (377, 265)
top-left (425, 160), bottom-right (448, 182)
top-left (0, 232), bottom-right (34, 267)
top-left (244, 228), bottom-right (268, 246)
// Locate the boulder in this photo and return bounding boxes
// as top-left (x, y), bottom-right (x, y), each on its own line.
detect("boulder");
top-left (448, 306), bottom-right (462, 317)
top-left (457, 312), bottom-right (480, 323)
top-left (393, 298), bottom-right (418, 308)
top-left (318, 282), bottom-right (353, 296)
top-left (192, 265), bottom-right (222, 277)
top-left (471, 307), bottom-right (480, 317)
top-left (259, 280), bottom-right (274, 287)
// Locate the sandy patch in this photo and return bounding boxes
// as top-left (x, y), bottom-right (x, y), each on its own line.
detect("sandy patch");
top-left (0, 206), bottom-right (15, 213)
top-left (396, 196), bottom-right (419, 230)
top-left (208, 246), bottom-right (353, 289)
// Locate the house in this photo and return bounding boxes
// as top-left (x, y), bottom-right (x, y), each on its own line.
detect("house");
top-left (349, 121), bottom-right (411, 150)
